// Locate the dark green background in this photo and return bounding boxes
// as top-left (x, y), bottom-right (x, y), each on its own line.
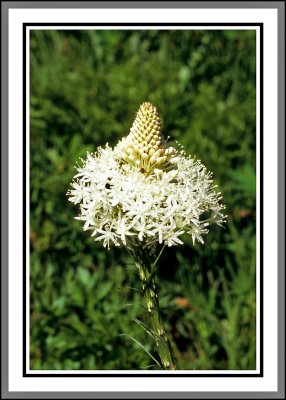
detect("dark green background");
top-left (30, 29), bottom-right (256, 370)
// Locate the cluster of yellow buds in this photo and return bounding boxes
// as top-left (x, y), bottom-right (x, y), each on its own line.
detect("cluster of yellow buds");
top-left (115, 102), bottom-right (177, 173)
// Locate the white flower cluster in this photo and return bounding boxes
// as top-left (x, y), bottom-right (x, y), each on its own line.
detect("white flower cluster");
top-left (67, 103), bottom-right (225, 249)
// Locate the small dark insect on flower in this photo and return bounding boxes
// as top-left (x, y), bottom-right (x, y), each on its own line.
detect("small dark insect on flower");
top-left (140, 168), bottom-right (146, 174)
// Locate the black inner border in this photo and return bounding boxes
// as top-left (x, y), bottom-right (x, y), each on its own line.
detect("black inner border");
top-left (23, 22), bottom-right (263, 378)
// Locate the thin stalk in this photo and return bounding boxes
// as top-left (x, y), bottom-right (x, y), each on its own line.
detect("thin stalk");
top-left (134, 254), bottom-right (177, 370)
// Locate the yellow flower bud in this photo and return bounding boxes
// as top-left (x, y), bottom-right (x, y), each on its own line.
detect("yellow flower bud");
top-left (115, 102), bottom-right (178, 173)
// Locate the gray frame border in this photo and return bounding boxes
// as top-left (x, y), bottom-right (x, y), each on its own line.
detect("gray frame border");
top-left (1, 1), bottom-right (285, 399)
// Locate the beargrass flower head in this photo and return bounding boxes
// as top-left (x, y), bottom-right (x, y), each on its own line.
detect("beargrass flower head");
top-left (67, 102), bottom-right (226, 250)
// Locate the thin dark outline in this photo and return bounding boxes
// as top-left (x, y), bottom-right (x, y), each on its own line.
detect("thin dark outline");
top-left (5, 0), bottom-right (275, 2)
top-left (23, 22), bottom-right (263, 378)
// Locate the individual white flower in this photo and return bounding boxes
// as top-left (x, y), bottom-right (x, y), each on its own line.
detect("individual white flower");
top-left (93, 224), bottom-right (120, 249)
top-left (67, 102), bottom-right (226, 249)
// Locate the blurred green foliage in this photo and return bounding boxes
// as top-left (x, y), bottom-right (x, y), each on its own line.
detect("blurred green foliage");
top-left (30, 29), bottom-right (256, 370)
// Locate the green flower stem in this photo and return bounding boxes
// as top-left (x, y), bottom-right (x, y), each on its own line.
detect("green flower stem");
top-left (135, 258), bottom-right (177, 370)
